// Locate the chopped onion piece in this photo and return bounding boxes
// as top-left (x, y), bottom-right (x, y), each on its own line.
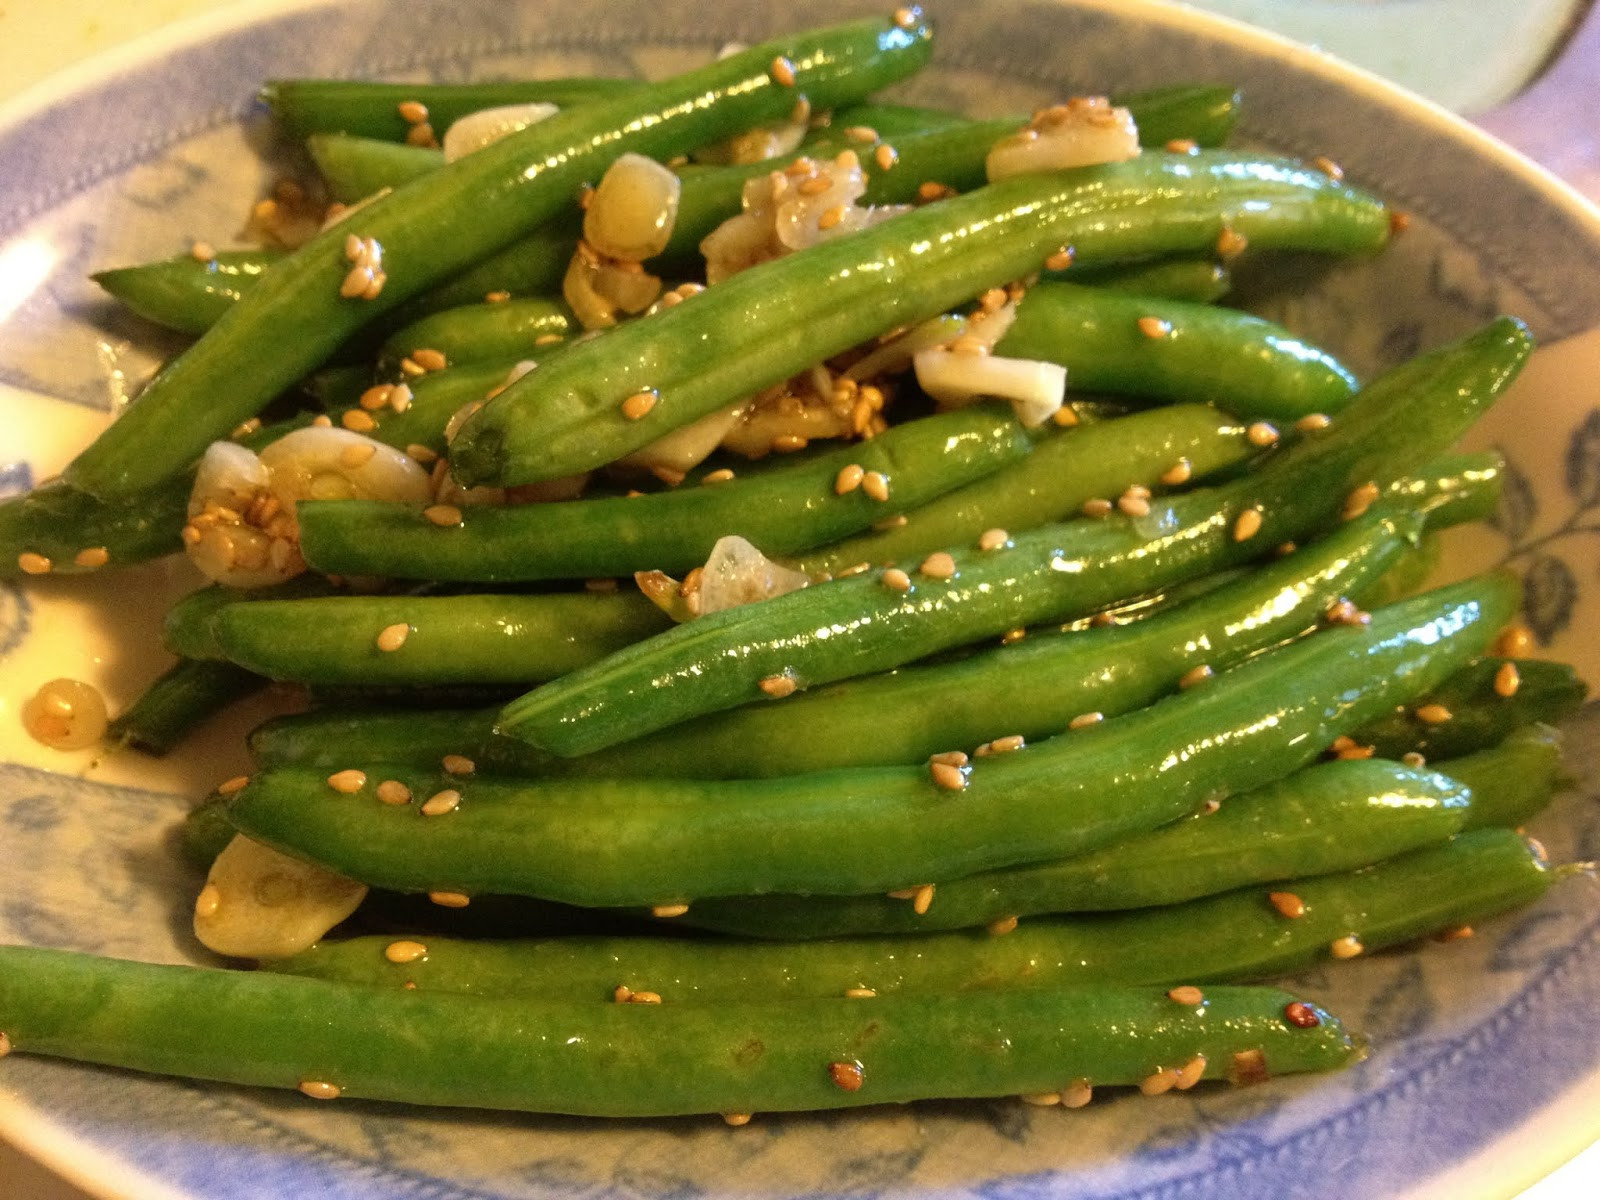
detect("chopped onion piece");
top-left (845, 313), bottom-right (969, 381)
top-left (914, 348), bottom-right (1067, 428)
top-left (563, 246), bottom-right (662, 330)
top-left (585, 153), bottom-right (682, 261)
top-left (620, 402), bottom-right (748, 474)
top-left (193, 834), bottom-right (368, 959)
top-left (442, 102), bottom-right (560, 162)
top-left (698, 535), bottom-right (810, 615)
top-left (986, 98), bottom-right (1141, 182)
top-left (259, 427), bottom-right (432, 507)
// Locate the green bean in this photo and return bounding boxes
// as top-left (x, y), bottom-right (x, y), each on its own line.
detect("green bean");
top-left (326, 356), bottom-right (535, 455)
top-left (1345, 657), bottom-right (1587, 760)
top-left (680, 755), bottom-right (1479, 938)
top-left (93, 251), bottom-right (283, 335)
top-left (212, 591), bottom-right (673, 686)
top-left (227, 578), bottom-right (1514, 906)
top-left (377, 298), bottom-right (573, 372)
top-left (308, 133), bottom-right (441, 203)
top-left (297, 405), bottom-right (1033, 582)
top-left (260, 829), bottom-right (1549, 1004)
top-left (993, 280), bottom-right (1358, 420)
top-left (1117, 85), bottom-right (1241, 148)
top-left (1444, 724), bottom-right (1564, 830)
top-left (795, 404), bottom-right (1252, 576)
top-left (63, 17), bottom-right (934, 499)
top-left (495, 319), bottom-right (1528, 755)
top-left (105, 659), bottom-right (266, 756)
top-left (1066, 257), bottom-right (1230, 303)
top-left (262, 77), bottom-right (642, 142)
top-left (165, 577), bottom-right (346, 661)
top-left (179, 795), bottom-right (236, 868)
top-left (1385, 451), bottom-right (1503, 530)
top-left (451, 152), bottom-right (1392, 487)
top-left (0, 948), bottom-right (1358, 1115)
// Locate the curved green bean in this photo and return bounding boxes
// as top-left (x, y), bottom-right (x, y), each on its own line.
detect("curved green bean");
top-left (106, 659), bottom-right (266, 756)
top-left (1445, 723), bottom-right (1564, 830)
top-left (377, 298), bottom-right (574, 372)
top-left (1066, 257), bottom-right (1230, 303)
top-left (308, 133), bottom-right (441, 203)
top-left (165, 576), bottom-right (346, 661)
top-left (93, 251), bottom-right (282, 335)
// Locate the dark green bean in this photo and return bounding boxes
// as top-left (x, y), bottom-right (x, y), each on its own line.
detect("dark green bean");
top-left (179, 796), bottom-right (236, 868)
top-left (0, 948), bottom-right (1358, 1115)
top-left (993, 280), bottom-right (1358, 419)
top-left (308, 134), bottom-right (441, 203)
top-left (298, 405), bottom-right (1033, 582)
top-left (1115, 84), bottom-right (1241, 148)
top-left (64, 17), bottom-right (934, 499)
top-left (451, 152), bottom-right (1392, 488)
top-left (326, 356), bottom-right (534, 456)
top-left (495, 319), bottom-right (1528, 756)
top-left (106, 659), bottom-right (266, 756)
top-left (227, 578), bottom-right (1515, 905)
top-left (1385, 451), bottom-right (1503, 530)
top-left (1065, 257), bottom-right (1230, 303)
top-left (377, 298), bottom-right (573, 372)
top-left (165, 577), bottom-right (345, 661)
top-left (212, 591), bottom-right (673, 686)
top-left (1445, 724), bottom-right (1564, 830)
top-left (93, 251), bottom-right (283, 335)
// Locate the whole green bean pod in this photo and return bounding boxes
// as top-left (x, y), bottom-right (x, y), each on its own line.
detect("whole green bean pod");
top-left (377, 298), bottom-right (574, 372)
top-left (0, 950), bottom-right (1358, 1116)
top-left (1444, 723), bottom-right (1565, 830)
top-left (298, 405), bottom-right (1033, 582)
top-left (1113, 84), bottom-right (1241, 148)
top-left (165, 576), bottom-right (346, 661)
top-left (450, 152), bottom-right (1391, 487)
top-left (261, 829), bottom-right (1550, 1004)
top-left (64, 16), bottom-right (934, 499)
top-left (495, 319), bottom-right (1529, 756)
top-left (992, 280), bottom-right (1358, 419)
top-left (93, 251), bottom-right (283, 334)
top-left (1065, 257), bottom-right (1230, 303)
top-left (308, 134), bottom-right (442, 203)
top-left (212, 591), bottom-right (673, 686)
top-left (248, 508), bottom-right (1412, 776)
top-left (226, 577), bottom-right (1515, 906)
top-left (326, 356), bottom-right (535, 456)
top-left (106, 659), bottom-right (266, 756)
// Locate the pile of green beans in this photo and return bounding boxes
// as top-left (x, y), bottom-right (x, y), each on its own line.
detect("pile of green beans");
top-left (2, 15), bottom-right (1589, 1131)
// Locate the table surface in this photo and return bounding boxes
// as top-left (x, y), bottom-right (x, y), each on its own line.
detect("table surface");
top-left (0, 1), bottom-right (1596, 1197)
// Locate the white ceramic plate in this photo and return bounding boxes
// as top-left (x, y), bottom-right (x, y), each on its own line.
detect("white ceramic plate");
top-left (2, 2), bottom-right (1599, 1198)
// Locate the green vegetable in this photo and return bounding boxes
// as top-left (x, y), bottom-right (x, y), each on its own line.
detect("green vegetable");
top-left (106, 659), bottom-right (266, 756)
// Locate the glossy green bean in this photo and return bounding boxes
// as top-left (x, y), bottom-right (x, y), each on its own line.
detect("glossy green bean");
top-left (0, 949), bottom-right (1357, 1115)
top-left (64, 17), bottom-right (933, 499)
top-left (164, 577), bottom-right (345, 661)
top-left (308, 133), bottom-right (441, 203)
top-left (105, 659), bottom-right (266, 756)
top-left (1444, 724), bottom-right (1564, 830)
top-left (260, 828), bottom-right (1548, 1003)
top-left (1113, 84), bottom-right (1241, 148)
top-left (377, 298), bottom-right (574, 371)
top-left (212, 591), bottom-right (673, 685)
top-left (495, 319), bottom-right (1528, 755)
top-left (297, 405), bottom-right (1033, 581)
top-left (93, 251), bottom-right (283, 334)
top-left (1066, 257), bottom-right (1230, 303)
top-left (450, 152), bottom-right (1392, 487)
top-left (227, 578), bottom-right (1514, 905)
top-left (993, 280), bottom-right (1358, 419)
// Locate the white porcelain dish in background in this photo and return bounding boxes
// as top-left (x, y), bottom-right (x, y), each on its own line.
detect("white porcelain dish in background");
top-left (1, 2), bottom-right (1598, 1199)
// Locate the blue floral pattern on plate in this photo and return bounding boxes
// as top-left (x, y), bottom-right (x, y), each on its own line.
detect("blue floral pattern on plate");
top-left (2, 2), bottom-right (1599, 1198)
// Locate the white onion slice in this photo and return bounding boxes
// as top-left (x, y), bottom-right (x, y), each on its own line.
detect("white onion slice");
top-left (585, 153), bottom-right (682, 261)
top-left (914, 348), bottom-right (1067, 428)
top-left (193, 834), bottom-right (368, 959)
top-left (442, 101), bottom-right (560, 162)
top-left (986, 99), bottom-right (1141, 181)
top-left (698, 535), bottom-right (810, 615)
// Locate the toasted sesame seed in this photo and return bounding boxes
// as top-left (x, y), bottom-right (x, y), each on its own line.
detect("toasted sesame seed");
top-left (1168, 985), bottom-right (1205, 1006)
top-left (929, 761), bottom-right (968, 791)
top-left (1246, 421), bottom-right (1280, 448)
top-left (817, 204), bottom-right (846, 231)
top-left (627, 990), bottom-right (663, 1005)
top-left (1415, 703), bottom-right (1452, 725)
top-left (1045, 246), bottom-right (1074, 271)
top-left (1051, 405), bottom-right (1079, 427)
top-left (231, 417), bottom-right (263, 439)
top-left (1230, 1048), bottom-right (1270, 1086)
top-left (860, 471), bottom-right (890, 502)
top-left (1216, 227), bottom-right (1249, 258)
top-left (1068, 711), bottom-right (1104, 730)
top-left (919, 551), bottom-right (956, 580)
top-left (977, 527), bottom-right (1010, 552)
top-left (621, 390), bottom-right (658, 420)
top-left (652, 903), bottom-right (691, 919)
top-left (759, 673), bottom-right (798, 699)
top-left (834, 463), bottom-right (866, 495)
top-left (298, 1080), bottom-right (342, 1100)
top-left (16, 552), bottom-right (50, 575)
top-left (191, 240), bottom-right (216, 262)
top-left (411, 347), bottom-right (448, 372)
top-left (1160, 458), bottom-right (1193, 487)
top-left (1117, 491), bottom-right (1151, 518)
top-left (1333, 737), bottom-right (1375, 760)
top-left (339, 265), bottom-right (374, 299)
top-left (987, 735), bottom-right (1026, 756)
top-left (1402, 751), bottom-right (1427, 767)
top-left (790, 95), bottom-right (812, 124)
top-left (1342, 481), bottom-right (1380, 520)
top-left (405, 443), bottom-right (438, 464)
top-left (399, 357), bottom-right (427, 379)
top-left (405, 121), bottom-right (437, 148)
top-left (1494, 624), bottom-right (1535, 657)
top-left (421, 789), bottom-right (461, 817)
top-left (1269, 891), bottom-right (1306, 919)
top-left (327, 769), bottom-right (367, 794)
top-left (1494, 661), bottom-right (1521, 698)
top-left (836, 562), bottom-right (872, 577)
top-left (1060, 1079), bottom-right (1093, 1108)
top-left (340, 409), bottom-right (377, 433)
top-left (1330, 934), bottom-right (1364, 959)
top-left (441, 754), bottom-right (475, 776)
top-left (375, 780), bottom-right (412, 806)
top-left (1175, 1054), bottom-right (1207, 1091)
top-left (867, 142), bottom-right (896, 171)
top-left (1021, 1091), bottom-right (1061, 1106)
top-left (1140, 1068), bottom-right (1180, 1096)
top-left (1295, 412), bottom-right (1332, 433)
top-left (428, 890), bottom-right (471, 908)
top-left (216, 775), bottom-right (250, 796)
top-left (892, 6), bottom-right (920, 29)
top-left (312, 414), bottom-right (334, 428)
top-left (1232, 507), bottom-right (1263, 541)
top-left (1001, 627), bottom-right (1027, 645)
top-left (423, 504), bottom-right (463, 527)
top-left (484, 289), bottom-right (512, 304)
top-left (339, 442), bottom-right (378, 470)
top-left (1178, 664), bottom-right (1213, 690)
top-left (771, 433), bottom-right (809, 453)
top-left (722, 1111), bottom-right (753, 1127)
top-left (1437, 925), bottom-right (1475, 942)
top-left (871, 514), bottom-right (908, 532)
top-left (1082, 497), bottom-right (1113, 518)
top-left (534, 333), bottom-right (565, 346)
top-left (194, 884), bottom-right (222, 919)
top-left (882, 567), bottom-right (912, 592)
top-left (358, 384), bottom-right (394, 411)
top-left (917, 180), bottom-right (954, 201)
top-left (1137, 315), bottom-right (1172, 339)
top-left (770, 56), bottom-right (797, 87)
top-left (1165, 138), bottom-right (1199, 154)
top-left (397, 99), bottom-right (429, 124)
top-left (845, 125), bottom-right (879, 144)
top-left (1312, 155), bottom-right (1344, 181)
top-left (612, 984), bottom-right (633, 1003)
top-left (1283, 1000), bottom-right (1321, 1028)
top-left (828, 1060), bottom-right (865, 1091)
top-left (385, 939), bottom-right (427, 964)
top-left (986, 915), bottom-right (1020, 936)
top-left (701, 468), bottom-right (736, 485)
top-left (912, 883), bottom-right (935, 914)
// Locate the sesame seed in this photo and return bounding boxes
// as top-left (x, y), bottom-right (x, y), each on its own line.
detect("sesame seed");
top-left (612, 984), bottom-right (633, 1003)
top-left (399, 357), bottom-right (426, 378)
top-left (1295, 412), bottom-right (1332, 433)
top-left (866, 142), bottom-right (897, 172)
top-left (193, 884), bottom-right (221, 919)
top-left (1233, 507), bottom-right (1263, 541)
top-left (834, 463), bottom-right (865, 495)
top-left (1330, 934), bottom-right (1364, 959)
top-left (770, 56), bottom-right (797, 87)
top-left (375, 780), bottom-right (412, 806)
top-left (485, 289), bottom-right (511, 303)
top-left (627, 990), bottom-right (662, 1005)
top-left (975, 528), bottom-right (1011, 553)
top-left (374, 620), bottom-right (412, 651)
top-left (652, 903), bottom-right (690, 919)
top-left (929, 761), bottom-right (968, 791)
top-left (405, 122), bottom-right (437, 148)
top-left (1246, 421), bottom-right (1280, 448)
top-left (1415, 703), bottom-right (1452, 725)
top-left (723, 1112), bottom-right (753, 1127)
top-left (791, 96), bottom-right (812, 124)
top-left (385, 939), bottom-right (427, 964)
top-left (1137, 315), bottom-right (1172, 339)
top-left (340, 409), bottom-right (377, 433)
top-left (1140, 1068), bottom-right (1180, 1096)
top-left (405, 443), bottom-right (437, 464)
top-left (1495, 661), bottom-right (1521, 697)
top-left (882, 567), bottom-right (912, 592)
top-left (339, 442), bottom-right (378, 470)
top-left (892, 6), bottom-right (920, 29)
top-left (1068, 712), bottom-right (1103, 730)
top-left (1045, 246), bottom-right (1074, 271)
top-left (986, 735), bottom-right (1026, 756)
top-left (359, 384), bottom-right (393, 411)
top-left (771, 433), bottom-right (809, 453)
top-left (701, 468), bottom-right (736, 485)
top-left (1402, 751), bottom-right (1427, 768)
top-left (917, 180), bottom-right (954, 201)
top-left (397, 99), bottom-right (429, 124)
top-left (1060, 1079), bottom-right (1093, 1108)
top-left (1283, 1001), bottom-right (1321, 1028)
top-left (428, 891), bottom-right (471, 908)
top-left (423, 504), bottom-right (463, 528)
top-left (836, 561), bottom-right (871, 577)
top-left (1342, 481), bottom-right (1381, 521)
top-left (339, 265), bottom-right (374, 299)
top-left (1333, 738), bottom-right (1375, 760)
top-left (421, 789), bottom-right (461, 817)
top-left (1001, 627), bottom-right (1026, 645)
top-left (411, 347), bottom-right (448, 372)
top-left (816, 204), bottom-right (846, 231)
top-left (862, 471), bottom-right (888, 505)
top-left (1437, 925), bottom-right (1475, 942)
top-left (912, 883), bottom-right (935, 914)
top-left (1230, 1048), bottom-right (1270, 1086)
top-left (1389, 209), bottom-right (1412, 235)
top-left (1216, 227), bottom-right (1249, 258)
top-left (442, 754), bottom-right (475, 776)
top-left (217, 775), bottom-right (250, 796)
top-left (986, 915), bottom-right (1020, 936)
top-left (312, 415), bottom-right (334, 428)
top-left (621, 390), bottom-right (658, 420)
top-left (327, 769), bottom-right (367, 794)
top-left (1168, 985), bottom-right (1205, 1006)
top-left (298, 1080), bottom-right (342, 1100)
top-left (872, 514), bottom-right (908, 532)
top-left (920, 551), bottom-right (956, 579)
top-left (1312, 155), bottom-right (1344, 181)
top-left (1494, 624), bottom-right (1535, 656)
top-left (1178, 664), bottom-right (1213, 690)
top-left (843, 125), bottom-right (878, 144)
top-left (534, 333), bottom-right (564, 346)
top-left (1269, 891), bottom-right (1306, 919)
top-left (828, 1060), bottom-right (865, 1091)
top-left (1082, 498), bottom-right (1113, 518)
top-left (1160, 458), bottom-right (1193, 487)
top-left (16, 552), bottom-right (50, 575)
top-left (1052, 405), bottom-right (1079, 427)
top-left (1021, 1091), bottom-right (1061, 1107)
top-left (759, 673), bottom-right (798, 699)
top-left (1165, 138), bottom-right (1199, 154)
top-left (1175, 1055), bottom-right (1207, 1091)
top-left (1117, 491), bottom-right (1151, 518)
